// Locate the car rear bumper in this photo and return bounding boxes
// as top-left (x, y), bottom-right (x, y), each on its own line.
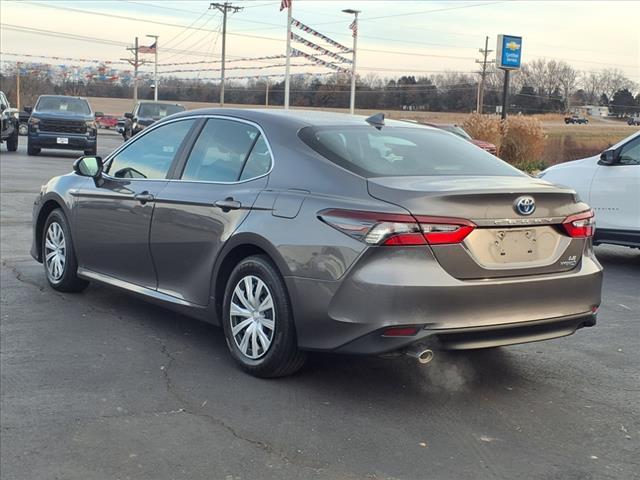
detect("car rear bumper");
top-left (29, 132), bottom-right (96, 150)
top-left (287, 245), bottom-right (602, 354)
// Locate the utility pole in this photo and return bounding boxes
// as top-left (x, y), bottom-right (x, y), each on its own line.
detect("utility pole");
top-left (475, 36), bottom-right (493, 114)
top-left (210, 2), bottom-right (243, 107)
top-left (122, 37), bottom-right (147, 101)
top-left (343, 8), bottom-right (360, 115)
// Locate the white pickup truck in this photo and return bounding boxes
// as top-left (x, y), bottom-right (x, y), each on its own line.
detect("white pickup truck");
top-left (539, 131), bottom-right (640, 248)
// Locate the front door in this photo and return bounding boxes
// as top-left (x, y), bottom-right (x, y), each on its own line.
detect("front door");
top-left (589, 135), bottom-right (640, 231)
top-left (150, 117), bottom-right (273, 305)
top-left (75, 118), bottom-right (196, 289)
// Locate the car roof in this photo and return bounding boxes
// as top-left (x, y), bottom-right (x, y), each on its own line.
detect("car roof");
top-left (138, 101), bottom-right (184, 106)
top-left (171, 108), bottom-right (439, 130)
top-left (37, 95), bottom-right (89, 100)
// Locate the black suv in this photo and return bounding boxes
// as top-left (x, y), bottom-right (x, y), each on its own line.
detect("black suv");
top-left (27, 95), bottom-right (97, 156)
top-left (117, 101), bottom-right (185, 140)
top-left (0, 90), bottom-right (19, 152)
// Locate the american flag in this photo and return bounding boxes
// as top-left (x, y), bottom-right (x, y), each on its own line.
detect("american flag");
top-left (280, 0), bottom-right (291, 11)
top-left (138, 42), bottom-right (156, 54)
top-left (349, 19), bottom-right (357, 38)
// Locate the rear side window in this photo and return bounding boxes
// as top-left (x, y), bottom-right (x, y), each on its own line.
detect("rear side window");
top-left (182, 119), bottom-right (271, 182)
top-left (299, 126), bottom-right (522, 178)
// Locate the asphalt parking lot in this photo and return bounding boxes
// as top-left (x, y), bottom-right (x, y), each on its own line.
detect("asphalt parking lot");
top-left (1, 131), bottom-right (639, 480)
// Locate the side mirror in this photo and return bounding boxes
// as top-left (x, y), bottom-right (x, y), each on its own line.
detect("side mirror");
top-left (599, 149), bottom-right (619, 166)
top-left (24, 106), bottom-right (33, 114)
top-left (95, 111), bottom-right (104, 118)
top-left (124, 112), bottom-right (134, 119)
top-left (0, 103), bottom-right (6, 111)
top-left (73, 155), bottom-right (103, 178)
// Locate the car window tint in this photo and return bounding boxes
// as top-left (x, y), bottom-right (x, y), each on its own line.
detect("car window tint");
top-left (182, 119), bottom-right (259, 182)
top-left (240, 135), bottom-right (272, 181)
top-left (299, 126), bottom-right (523, 178)
top-left (108, 119), bottom-right (195, 179)
top-left (619, 137), bottom-right (640, 166)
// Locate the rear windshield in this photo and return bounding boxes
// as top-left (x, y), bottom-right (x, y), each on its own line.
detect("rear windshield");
top-left (442, 125), bottom-right (472, 141)
top-left (36, 97), bottom-right (91, 115)
top-left (299, 126), bottom-right (522, 178)
top-left (138, 103), bottom-right (185, 118)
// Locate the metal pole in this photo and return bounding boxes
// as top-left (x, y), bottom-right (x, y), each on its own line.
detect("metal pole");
top-left (349, 12), bottom-right (358, 115)
top-left (501, 69), bottom-right (510, 120)
top-left (265, 80), bottom-right (269, 107)
top-left (16, 62), bottom-right (20, 111)
top-left (146, 34), bottom-right (159, 101)
top-left (284, 4), bottom-right (292, 109)
top-left (220, 3), bottom-right (228, 106)
top-left (211, 3), bottom-right (242, 107)
top-left (154, 38), bottom-right (158, 101)
top-left (134, 37), bottom-right (139, 101)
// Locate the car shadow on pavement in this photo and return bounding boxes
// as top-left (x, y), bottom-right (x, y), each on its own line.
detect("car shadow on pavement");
top-left (62, 273), bottom-right (529, 401)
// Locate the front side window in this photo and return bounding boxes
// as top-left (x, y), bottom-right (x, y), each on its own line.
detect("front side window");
top-left (619, 137), bottom-right (640, 166)
top-left (108, 119), bottom-right (195, 179)
top-left (182, 119), bottom-right (270, 182)
top-left (35, 96), bottom-right (91, 115)
top-left (299, 126), bottom-right (523, 178)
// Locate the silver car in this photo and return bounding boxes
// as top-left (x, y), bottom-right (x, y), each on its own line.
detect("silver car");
top-left (31, 109), bottom-right (603, 377)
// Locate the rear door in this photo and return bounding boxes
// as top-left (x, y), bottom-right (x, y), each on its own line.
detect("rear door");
top-left (75, 118), bottom-right (196, 289)
top-left (150, 117), bottom-right (272, 305)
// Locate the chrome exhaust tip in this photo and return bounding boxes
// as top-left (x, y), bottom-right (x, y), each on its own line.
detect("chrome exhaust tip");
top-left (405, 346), bottom-right (434, 365)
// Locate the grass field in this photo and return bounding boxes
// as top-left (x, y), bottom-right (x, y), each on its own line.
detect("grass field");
top-left (87, 96), bottom-right (639, 165)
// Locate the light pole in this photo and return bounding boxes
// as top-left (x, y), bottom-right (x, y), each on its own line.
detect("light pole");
top-left (146, 34), bottom-right (159, 101)
top-left (342, 8), bottom-right (360, 115)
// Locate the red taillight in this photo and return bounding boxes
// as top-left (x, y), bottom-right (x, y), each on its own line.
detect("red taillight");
top-left (562, 210), bottom-right (595, 238)
top-left (318, 209), bottom-right (475, 246)
top-left (415, 216), bottom-right (476, 245)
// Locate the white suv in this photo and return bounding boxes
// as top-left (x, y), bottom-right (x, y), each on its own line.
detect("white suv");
top-left (539, 131), bottom-right (640, 248)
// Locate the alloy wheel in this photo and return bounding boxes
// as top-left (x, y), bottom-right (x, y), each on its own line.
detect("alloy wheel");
top-left (229, 275), bottom-right (275, 359)
top-left (45, 222), bottom-right (66, 281)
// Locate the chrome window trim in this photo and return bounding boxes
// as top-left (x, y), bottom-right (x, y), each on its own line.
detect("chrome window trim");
top-left (102, 114), bottom-right (275, 185)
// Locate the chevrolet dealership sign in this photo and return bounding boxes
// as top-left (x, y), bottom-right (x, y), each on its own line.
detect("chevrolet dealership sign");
top-left (496, 34), bottom-right (523, 70)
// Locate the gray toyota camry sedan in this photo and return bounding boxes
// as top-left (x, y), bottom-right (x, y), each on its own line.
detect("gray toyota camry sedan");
top-left (31, 109), bottom-right (603, 377)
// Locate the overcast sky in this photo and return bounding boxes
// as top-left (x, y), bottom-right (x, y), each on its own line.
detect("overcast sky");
top-left (1, 0), bottom-right (639, 83)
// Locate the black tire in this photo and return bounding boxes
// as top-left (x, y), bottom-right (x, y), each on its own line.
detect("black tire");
top-left (84, 147), bottom-right (97, 156)
top-left (42, 209), bottom-right (89, 293)
top-left (27, 140), bottom-right (40, 156)
top-left (222, 255), bottom-right (306, 378)
top-left (6, 127), bottom-right (18, 151)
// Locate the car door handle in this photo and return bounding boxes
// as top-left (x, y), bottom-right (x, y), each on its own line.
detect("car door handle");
top-left (134, 191), bottom-right (154, 204)
top-left (214, 198), bottom-right (242, 212)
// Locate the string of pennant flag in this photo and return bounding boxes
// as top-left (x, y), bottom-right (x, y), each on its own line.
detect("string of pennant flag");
top-left (159, 62), bottom-right (318, 75)
top-left (290, 48), bottom-right (351, 74)
top-left (0, 51), bottom-right (130, 65)
top-left (290, 33), bottom-right (352, 64)
top-left (290, 19), bottom-right (351, 53)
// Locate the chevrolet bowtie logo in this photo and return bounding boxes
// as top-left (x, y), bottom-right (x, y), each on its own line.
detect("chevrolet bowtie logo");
top-left (506, 41), bottom-right (521, 51)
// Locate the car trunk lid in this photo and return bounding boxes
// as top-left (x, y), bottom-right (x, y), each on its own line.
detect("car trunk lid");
top-left (367, 175), bottom-right (590, 279)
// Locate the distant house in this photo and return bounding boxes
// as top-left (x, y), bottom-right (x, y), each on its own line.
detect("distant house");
top-left (573, 105), bottom-right (610, 117)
